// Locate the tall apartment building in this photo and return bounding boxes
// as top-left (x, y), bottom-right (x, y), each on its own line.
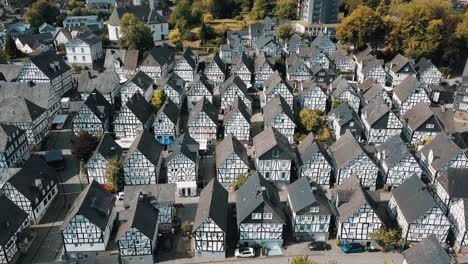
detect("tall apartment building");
top-left (298, 0), bottom-right (339, 24)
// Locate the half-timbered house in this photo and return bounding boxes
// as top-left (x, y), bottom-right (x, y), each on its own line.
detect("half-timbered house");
top-left (231, 53), bottom-right (254, 86)
top-left (0, 195), bottom-right (29, 264)
top-left (297, 46), bottom-right (331, 69)
top-left (360, 81), bottom-right (392, 107)
top-left (104, 49), bottom-right (139, 82)
top-left (220, 74), bottom-right (252, 112)
top-left (331, 131), bottom-right (379, 189)
top-left (330, 76), bottom-right (360, 113)
top-left (223, 97), bottom-right (252, 141)
top-left (393, 76), bottom-right (431, 116)
top-left (0, 124), bottom-right (29, 168)
top-left (311, 64), bottom-right (336, 85)
top-left (418, 133), bottom-right (468, 183)
top-left (61, 181), bottom-right (116, 261)
top-left (73, 90), bottom-right (111, 136)
top-left (389, 175), bottom-right (450, 244)
top-left (253, 127), bottom-right (294, 186)
top-left (216, 135), bottom-right (250, 188)
top-left (386, 54), bottom-right (416, 87)
top-left (0, 156), bottom-right (58, 225)
top-left (263, 96), bottom-right (296, 143)
top-left (86, 134), bottom-right (123, 185)
top-left (77, 70), bottom-right (121, 105)
top-left (139, 46), bottom-right (175, 80)
top-left (300, 80), bottom-right (328, 111)
top-left (361, 98), bottom-right (403, 144)
top-left (253, 52), bottom-right (275, 86)
top-left (204, 53), bottom-right (227, 86)
top-left (311, 33), bottom-right (336, 55)
top-left (153, 98), bottom-right (179, 145)
top-left (355, 52), bottom-right (386, 85)
top-left (262, 71), bottom-right (294, 108)
top-left (333, 175), bottom-right (384, 244)
top-left (284, 34), bottom-right (308, 54)
top-left (287, 177), bottom-right (332, 241)
top-left (116, 196), bottom-right (159, 264)
top-left (193, 179), bottom-right (228, 258)
top-left (286, 53), bottom-right (313, 81)
top-left (328, 48), bottom-right (354, 73)
top-left (120, 71), bottom-right (154, 106)
top-left (174, 47), bottom-right (198, 83)
top-left (187, 98), bottom-right (218, 149)
top-left (402, 102), bottom-right (443, 145)
top-left (296, 133), bottom-right (334, 187)
top-left (158, 73), bottom-right (186, 107)
top-left (328, 102), bottom-right (363, 140)
top-left (253, 35), bottom-right (280, 58)
top-left (187, 73), bottom-right (214, 110)
top-left (375, 135), bottom-right (422, 188)
top-left (416, 57), bottom-right (442, 86)
top-left (236, 172), bottom-right (286, 253)
top-left (114, 92), bottom-right (154, 140)
top-left (402, 235), bottom-right (453, 264)
top-left (123, 129), bottom-right (163, 185)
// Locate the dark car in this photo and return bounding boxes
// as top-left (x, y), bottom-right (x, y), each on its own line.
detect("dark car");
top-left (341, 242), bottom-right (365, 253)
top-left (308, 241), bottom-right (329, 251)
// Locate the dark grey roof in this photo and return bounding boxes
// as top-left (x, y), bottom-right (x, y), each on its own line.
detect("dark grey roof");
top-left (82, 89), bottom-right (111, 123)
top-left (387, 54), bottom-right (413, 73)
top-left (0, 64), bottom-right (22, 81)
top-left (330, 131), bottom-right (367, 169)
top-left (263, 95), bottom-right (295, 127)
top-left (361, 97), bottom-right (391, 126)
top-left (403, 235), bottom-right (452, 264)
top-left (287, 177), bottom-right (332, 214)
top-left (181, 47), bottom-right (197, 69)
top-left (415, 57), bottom-right (437, 74)
top-left (376, 135), bottom-right (412, 167)
top-left (264, 71), bottom-right (293, 96)
top-left (0, 81), bottom-right (50, 110)
top-left (125, 129), bottom-right (163, 166)
top-left (116, 197), bottom-right (159, 240)
top-left (209, 52), bottom-right (227, 75)
top-left (156, 97), bottom-right (179, 125)
top-left (328, 102), bottom-right (360, 126)
top-left (394, 75), bottom-right (420, 101)
top-left (362, 82), bottom-right (387, 103)
top-left (67, 31), bottom-right (100, 46)
top-left (187, 97), bottom-right (217, 125)
top-left (223, 96), bottom-right (252, 126)
top-left (125, 92), bottom-right (153, 125)
top-left (215, 134), bottom-right (249, 168)
top-left (141, 45), bottom-right (174, 68)
top-left (172, 133), bottom-right (199, 155)
top-left (193, 179), bottom-right (228, 232)
top-left (16, 32), bottom-right (53, 49)
top-left (128, 71), bottom-right (154, 91)
top-left (254, 34), bottom-right (277, 50)
top-left (221, 74), bottom-right (249, 98)
top-left (297, 133), bottom-right (332, 167)
top-left (94, 133), bottom-right (123, 160)
top-left (123, 184), bottom-right (176, 205)
top-left (109, 5), bottom-right (167, 26)
top-left (419, 134), bottom-right (463, 171)
top-left (403, 102), bottom-right (435, 131)
top-left (0, 97), bottom-right (47, 123)
top-left (104, 49), bottom-right (139, 71)
top-left (254, 51), bottom-right (275, 72)
top-left (328, 48), bottom-right (349, 62)
top-left (437, 168), bottom-right (468, 199)
top-left (253, 127), bottom-right (294, 159)
top-left (236, 172), bottom-right (285, 225)
top-left (77, 70), bottom-right (120, 94)
top-left (392, 174), bottom-right (438, 223)
top-left (188, 73), bottom-right (214, 95)
top-left (61, 180), bottom-right (115, 231)
top-left (0, 124), bottom-right (24, 152)
top-left (27, 50), bottom-right (70, 80)
top-left (311, 33), bottom-right (333, 49)
top-left (330, 76), bottom-right (357, 98)
top-left (158, 72), bottom-right (184, 95)
top-left (0, 195), bottom-right (28, 246)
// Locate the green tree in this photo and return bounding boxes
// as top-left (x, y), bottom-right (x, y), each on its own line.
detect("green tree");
top-left (332, 98), bottom-right (344, 109)
top-left (170, 0), bottom-right (195, 30)
top-left (24, 0), bottom-right (60, 28)
top-left (105, 156), bottom-right (123, 192)
top-left (275, 0), bottom-right (297, 19)
top-left (71, 132), bottom-right (100, 161)
top-left (299, 109), bottom-right (326, 133)
top-left (169, 28), bottom-right (183, 48)
top-left (119, 13), bottom-right (154, 52)
top-left (317, 127), bottom-right (333, 145)
top-left (336, 5), bottom-right (388, 50)
top-left (231, 172), bottom-right (252, 190)
top-left (456, 11), bottom-right (468, 41)
top-left (199, 20), bottom-right (208, 44)
top-left (181, 221), bottom-right (193, 235)
top-left (151, 90), bottom-right (167, 112)
top-left (276, 24), bottom-right (294, 41)
top-left (369, 228), bottom-right (402, 252)
top-left (4, 34), bottom-right (20, 59)
top-left (250, 0), bottom-right (267, 19)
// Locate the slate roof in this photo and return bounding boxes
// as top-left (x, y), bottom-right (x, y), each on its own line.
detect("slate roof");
top-left (104, 49), bottom-right (139, 71)
top-left (253, 127), bottom-right (294, 159)
top-left (109, 5), bottom-right (167, 26)
top-left (156, 97), bottom-right (179, 125)
top-left (0, 124), bottom-right (24, 152)
top-left (158, 72), bottom-right (184, 96)
top-left (188, 73), bottom-right (214, 95)
top-left (419, 134), bottom-right (464, 171)
top-left (403, 235), bottom-right (452, 264)
top-left (263, 95), bottom-right (295, 127)
top-left (181, 47), bottom-right (197, 69)
top-left (254, 35), bottom-right (277, 50)
top-left (124, 129), bottom-right (163, 166)
top-left (123, 183), bottom-right (176, 205)
top-left (330, 130), bottom-right (367, 169)
top-left (330, 76), bottom-right (357, 98)
top-left (236, 172), bottom-right (285, 225)
top-left (361, 97), bottom-right (391, 126)
top-left (0, 64), bottom-right (22, 81)
top-left (392, 174), bottom-right (438, 223)
top-left (187, 97), bottom-right (218, 125)
top-left (116, 197), bottom-right (159, 241)
top-left (437, 168), bottom-right (468, 199)
top-left (16, 32), bottom-right (53, 50)
top-left (394, 75), bottom-right (420, 101)
top-left (287, 177), bottom-right (332, 215)
top-left (362, 82), bottom-right (387, 103)
top-left (61, 180), bottom-right (115, 231)
top-left (221, 75), bottom-right (249, 98)
top-left (209, 52), bottom-right (227, 75)
top-left (328, 102), bottom-right (360, 126)
top-left (328, 48), bottom-right (349, 62)
top-left (387, 53), bottom-right (413, 73)
top-left (264, 71), bottom-right (293, 96)
top-left (376, 135), bottom-right (412, 167)
top-left (172, 133), bottom-right (199, 155)
top-left (0, 97), bottom-right (46, 123)
top-left (361, 57), bottom-right (383, 76)
top-left (66, 31), bottom-right (100, 46)
top-left (127, 71), bottom-right (154, 91)
top-left (141, 46), bottom-right (174, 67)
top-left (254, 51), bottom-right (275, 72)
top-left (403, 102), bottom-right (435, 131)
top-left (296, 133), bottom-right (332, 167)
top-left (77, 70), bottom-right (120, 94)
top-left (223, 96), bottom-right (252, 126)
top-left (215, 134), bottom-right (249, 168)
top-left (193, 179), bottom-right (228, 232)
top-left (0, 195), bottom-right (28, 246)
top-left (82, 89), bottom-right (111, 123)
top-left (94, 133), bottom-right (123, 160)
top-left (27, 50), bottom-right (70, 80)
top-left (124, 92), bottom-right (153, 124)
top-left (415, 57), bottom-right (437, 74)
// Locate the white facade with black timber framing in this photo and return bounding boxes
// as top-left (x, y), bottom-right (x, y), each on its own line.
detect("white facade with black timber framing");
top-left (263, 96), bottom-right (296, 143)
top-left (187, 73), bottom-right (214, 111)
top-left (0, 195), bottom-right (29, 264)
top-left (300, 80), bottom-right (328, 112)
top-left (254, 52), bottom-right (275, 86)
top-left (216, 135), bottom-right (250, 188)
top-left (361, 98), bottom-right (403, 144)
top-left (174, 47), bottom-right (198, 83)
top-left (187, 98), bottom-right (218, 149)
top-left (262, 71), bottom-right (294, 109)
top-left (231, 53), bottom-right (254, 86)
top-left (416, 58), bottom-right (442, 86)
top-left (114, 92), bottom-right (154, 140)
top-left (158, 73), bottom-right (186, 108)
top-left (120, 71), bottom-right (154, 107)
top-left (386, 54), bottom-right (417, 87)
top-left (296, 134), bottom-right (333, 188)
top-left (223, 97), bottom-right (252, 141)
top-left (286, 53), bottom-right (312, 82)
top-left (220, 75), bottom-right (252, 112)
top-left (153, 98), bottom-right (179, 145)
top-left (0, 124), bottom-right (29, 168)
top-left (328, 102), bottom-right (363, 141)
top-left (72, 90), bottom-right (110, 137)
top-left (393, 76), bottom-right (431, 116)
top-left (166, 138), bottom-right (198, 197)
top-left (86, 134), bottom-right (123, 185)
top-left (204, 53), bottom-right (226, 86)
top-left (330, 76), bottom-right (360, 113)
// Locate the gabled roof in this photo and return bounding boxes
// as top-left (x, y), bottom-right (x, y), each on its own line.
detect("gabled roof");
top-left (387, 53), bottom-right (413, 73)
top-left (221, 74), bottom-right (249, 98)
top-left (437, 168), bottom-right (468, 199)
top-left (125, 129), bottom-right (163, 166)
top-left (215, 134), bottom-right (249, 168)
top-left (403, 102), bottom-right (436, 131)
top-left (361, 97), bottom-right (392, 126)
top-left (16, 32), bottom-right (53, 50)
top-left (116, 197), bottom-right (159, 241)
top-left (193, 179), bottom-right (228, 232)
top-left (166, 134), bottom-right (198, 163)
top-left (361, 57), bottom-right (383, 75)
top-left (330, 131), bottom-right (368, 169)
top-left (392, 174), bottom-right (438, 223)
top-left (415, 57), bottom-right (437, 74)
top-left (127, 71), bottom-right (154, 91)
top-left (329, 102), bottom-right (360, 126)
top-left (0, 97), bottom-right (46, 123)
top-left (94, 133), bottom-right (123, 160)
top-left (77, 70), bottom-right (120, 94)
top-left (26, 50), bottom-right (70, 80)
top-left (187, 97), bottom-right (218, 125)
top-left (311, 33), bottom-right (333, 49)
top-left (156, 97), bottom-right (179, 125)
top-left (287, 177), bottom-right (332, 214)
top-left (362, 82), bottom-right (387, 103)
top-left (296, 133), bottom-right (332, 167)
top-left (393, 75), bottom-right (420, 101)
top-left (0, 64), bottom-right (22, 82)
top-left (0, 124), bottom-right (24, 152)
top-left (109, 5), bottom-right (167, 26)
top-left (124, 92), bottom-right (153, 124)
top-left (104, 49), bottom-right (139, 71)
top-left (419, 134), bottom-right (464, 171)
top-left (0, 195), bottom-right (28, 246)
top-left (223, 96), bottom-right (252, 126)
top-left (174, 133), bottom-right (199, 155)
top-left (375, 135), bottom-right (412, 167)
top-left (403, 235), bottom-right (452, 264)
top-left (330, 76), bottom-right (357, 98)
top-left (181, 47), bottom-right (197, 69)
top-left (263, 95), bottom-right (295, 127)
top-left (0, 81), bottom-right (51, 110)
top-left (141, 45), bottom-right (174, 67)
top-left (328, 48), bottom-right (350, 62)
top-left (188, 73), bottom-right (214, 95)
top-left (208, 52), bottom-right (227, 75)
top-left (158, 72), bottom-right (184, 96)
top-left (82, 89), bottom-right (111, 123)
top-left (66, 31), bottom-right (100, 46)
top-left (253, 127), bottom-right (294, 159)
top-left (236, 172), bottom-right (285, 225)
top-left (254, 51), bottom-right (275, 72)
top-left (61, 180), bottom-right (115, 231)
top-left (254, 34), bottom-right (277, 50)
top-left (264, 71), bottom-right (293, 96)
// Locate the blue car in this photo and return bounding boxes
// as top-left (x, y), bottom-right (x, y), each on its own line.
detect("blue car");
top-left (341, 242), bottom-right (365, 254)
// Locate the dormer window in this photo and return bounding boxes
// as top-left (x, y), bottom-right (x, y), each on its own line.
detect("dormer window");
top-left (404, 67), bottom-right (409, 71)
top-left (272, 150), bottom-right (279, 157)
top-left (426, 123), bottom-right (435, 129)
top-left (310, 206), bottom-right (319, 213)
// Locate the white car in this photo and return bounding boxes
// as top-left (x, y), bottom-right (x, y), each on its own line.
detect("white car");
top-left (234, 247), bottom-right (255, 258)
top-left (117, 192), bottom-right (125, 200)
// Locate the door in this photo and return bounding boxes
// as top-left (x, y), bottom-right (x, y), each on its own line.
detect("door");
top-left (187, 188), bottom-right (191, 197)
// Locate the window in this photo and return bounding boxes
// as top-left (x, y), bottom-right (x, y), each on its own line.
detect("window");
top-left (82, 56), bottom-right (86, 61)
top-left (272, 150), bottom-right (279, 158)
top-left (265, 172), bottom-right (270, 179)
top-left (263, 213), bottom-right (273, 219)
top-left (281, 172), bottom-right (286, 179)
top-left (426, 123), bottom-right (435, 129)
top-left (349, 121), bottom-right (354, 127)
top-left (310, 206), bottom-right (319, 213)
top-left (252, 213), bottom-right (261, 219)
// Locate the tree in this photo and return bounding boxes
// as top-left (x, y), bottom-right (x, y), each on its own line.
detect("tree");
top-left (275, 0), bottom-right (297, 19)
top-left (332, 98), bottom-right (344, 109)
top-left (169, 28), bottom-right (183, 48)
top-left (317, 127), bottom-right (333, 145)
top-left (170, 0), bottom-right (196, 30)
top-left (105, 156), bottom-right (123, 192)
top-left (341, 0), bottom-right (363, 13)
top-left (181, 221), bottom-right (193, 236)
top-left (299, 109), bottom-right (326, 133)
top-left (231, 172), bottom-right (252, 190)
top-left (250, 0), bottom-right (267, 20)
top-left (276, 24), bottom-right (294, 41)
top-left (199, 20), bottom-right (208, 44)
top-left (369, 228), bottom-right (402, 252)
top-left (336, 6), bottom-right (388, 50)
top-left (291, 256), bottom-right (313, 264)
top-left (119, 13), bottom-right (154, 52)
top-left (71, 132), bottom-right (99, 161)
top-left (456, 11), bottom-right (468, 41)
top-left (151, 90), bottom-right (167, 112)
top-left (4, 34), bottom-right (20, 59)
top-left (24, 0), bottom-right (60, 28)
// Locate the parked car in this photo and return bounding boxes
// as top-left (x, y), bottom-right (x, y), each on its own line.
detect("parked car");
top-left (341, 242), bottom-right (365, 254)
top-left (308, 241), bottom-right (329, 251)
top-left (117, 192), bottom-right (125, 200)
top-left (235, 247), bottom-right (255, 258)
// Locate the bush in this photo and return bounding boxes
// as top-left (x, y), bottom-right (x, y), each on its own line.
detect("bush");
top-left (181, 221), bottom-right (193, 236)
